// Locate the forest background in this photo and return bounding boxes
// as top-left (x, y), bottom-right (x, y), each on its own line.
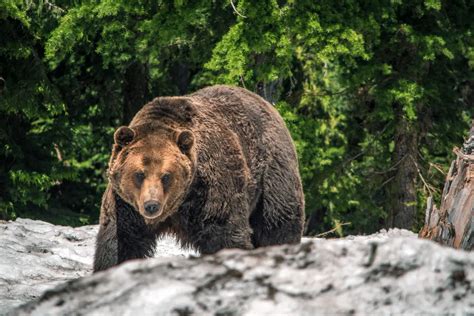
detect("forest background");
top-left (1, 0), bottom-right (472, 236)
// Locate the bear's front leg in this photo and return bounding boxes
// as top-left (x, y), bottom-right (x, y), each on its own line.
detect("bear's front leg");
top-left (93, 186), bottom-right (118, 272)
top-left (93, 213), bottom-right (118, 272)
top-left (93, 187), bottom-right (157, 272)
top-left (193, 216), bottom-right (254, 255)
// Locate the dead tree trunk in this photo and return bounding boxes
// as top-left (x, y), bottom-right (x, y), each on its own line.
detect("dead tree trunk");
top-left (419, 121), bottom-right (474, 250)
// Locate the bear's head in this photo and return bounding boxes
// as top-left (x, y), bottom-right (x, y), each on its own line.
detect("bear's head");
top-left (108, 125), bottom-right (196, 222)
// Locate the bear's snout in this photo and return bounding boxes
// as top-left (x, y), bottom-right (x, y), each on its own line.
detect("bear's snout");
top-left (144, 200), bottom-right (161, 216)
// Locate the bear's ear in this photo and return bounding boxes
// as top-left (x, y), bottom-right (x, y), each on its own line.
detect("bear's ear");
top-left (176, 130), bottom-right (194, 155)
top-left (114, 126), bottom-right (136, 147)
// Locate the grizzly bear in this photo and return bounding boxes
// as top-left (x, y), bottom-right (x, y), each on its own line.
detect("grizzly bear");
top-left (93, 85), bottom-right (305, 272)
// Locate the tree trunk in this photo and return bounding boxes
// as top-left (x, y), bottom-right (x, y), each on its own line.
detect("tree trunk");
top-left (123, 62), bottom-right (148, 125)
top-left (419, 120), bottom-right (474, 250)
top-left (170, 62), bottom-right (191, 95)
top-left (387, 109), bottom-right (418, 229)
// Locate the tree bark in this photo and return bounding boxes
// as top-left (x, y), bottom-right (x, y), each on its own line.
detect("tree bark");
top-left (122, 62), bottom-right (148, 125)
top-left (419, 120), bottom-right (474, 250)
top-left (387, 108), bottom-right (418, 229)
top-left (170, 62), bottom-right (191, 95)
top-left (0, 77), bottom-right (5, 94)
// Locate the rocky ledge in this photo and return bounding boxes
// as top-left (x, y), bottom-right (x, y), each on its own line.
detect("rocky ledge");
top-left (0, 218), bottom-right (196, 314)
top-left (1, 219), bottom-right (473, 315)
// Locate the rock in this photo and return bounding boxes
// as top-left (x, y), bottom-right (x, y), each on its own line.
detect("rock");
top-left (0, 218), bottom-right (196, 313)
top-left (4, 220), bottom-right (472, 315)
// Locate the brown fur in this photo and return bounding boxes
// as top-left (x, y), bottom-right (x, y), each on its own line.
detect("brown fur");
top-left (93, 85), bottom-right (305, 272)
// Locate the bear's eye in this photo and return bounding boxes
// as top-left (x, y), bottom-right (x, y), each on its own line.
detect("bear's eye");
top-left (161, 173), bottom-right (172, 190)
top-left (134, 171), bottom-right (145, 186)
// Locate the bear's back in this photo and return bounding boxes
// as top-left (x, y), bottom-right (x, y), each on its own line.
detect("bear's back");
top-left (190, 85), bottom-right (289, 141)
top-left (190, 85), bottom-right (297, 178)
top-left (190, 85), bottom-right (280, 124)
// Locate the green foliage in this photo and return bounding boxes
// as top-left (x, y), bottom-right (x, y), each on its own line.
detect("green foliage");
top-left (0, 0), bottom-right (472, 233)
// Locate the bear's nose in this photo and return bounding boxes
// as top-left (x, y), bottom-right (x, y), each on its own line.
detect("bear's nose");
top-left (144, 200), bottom-right (161, 215)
